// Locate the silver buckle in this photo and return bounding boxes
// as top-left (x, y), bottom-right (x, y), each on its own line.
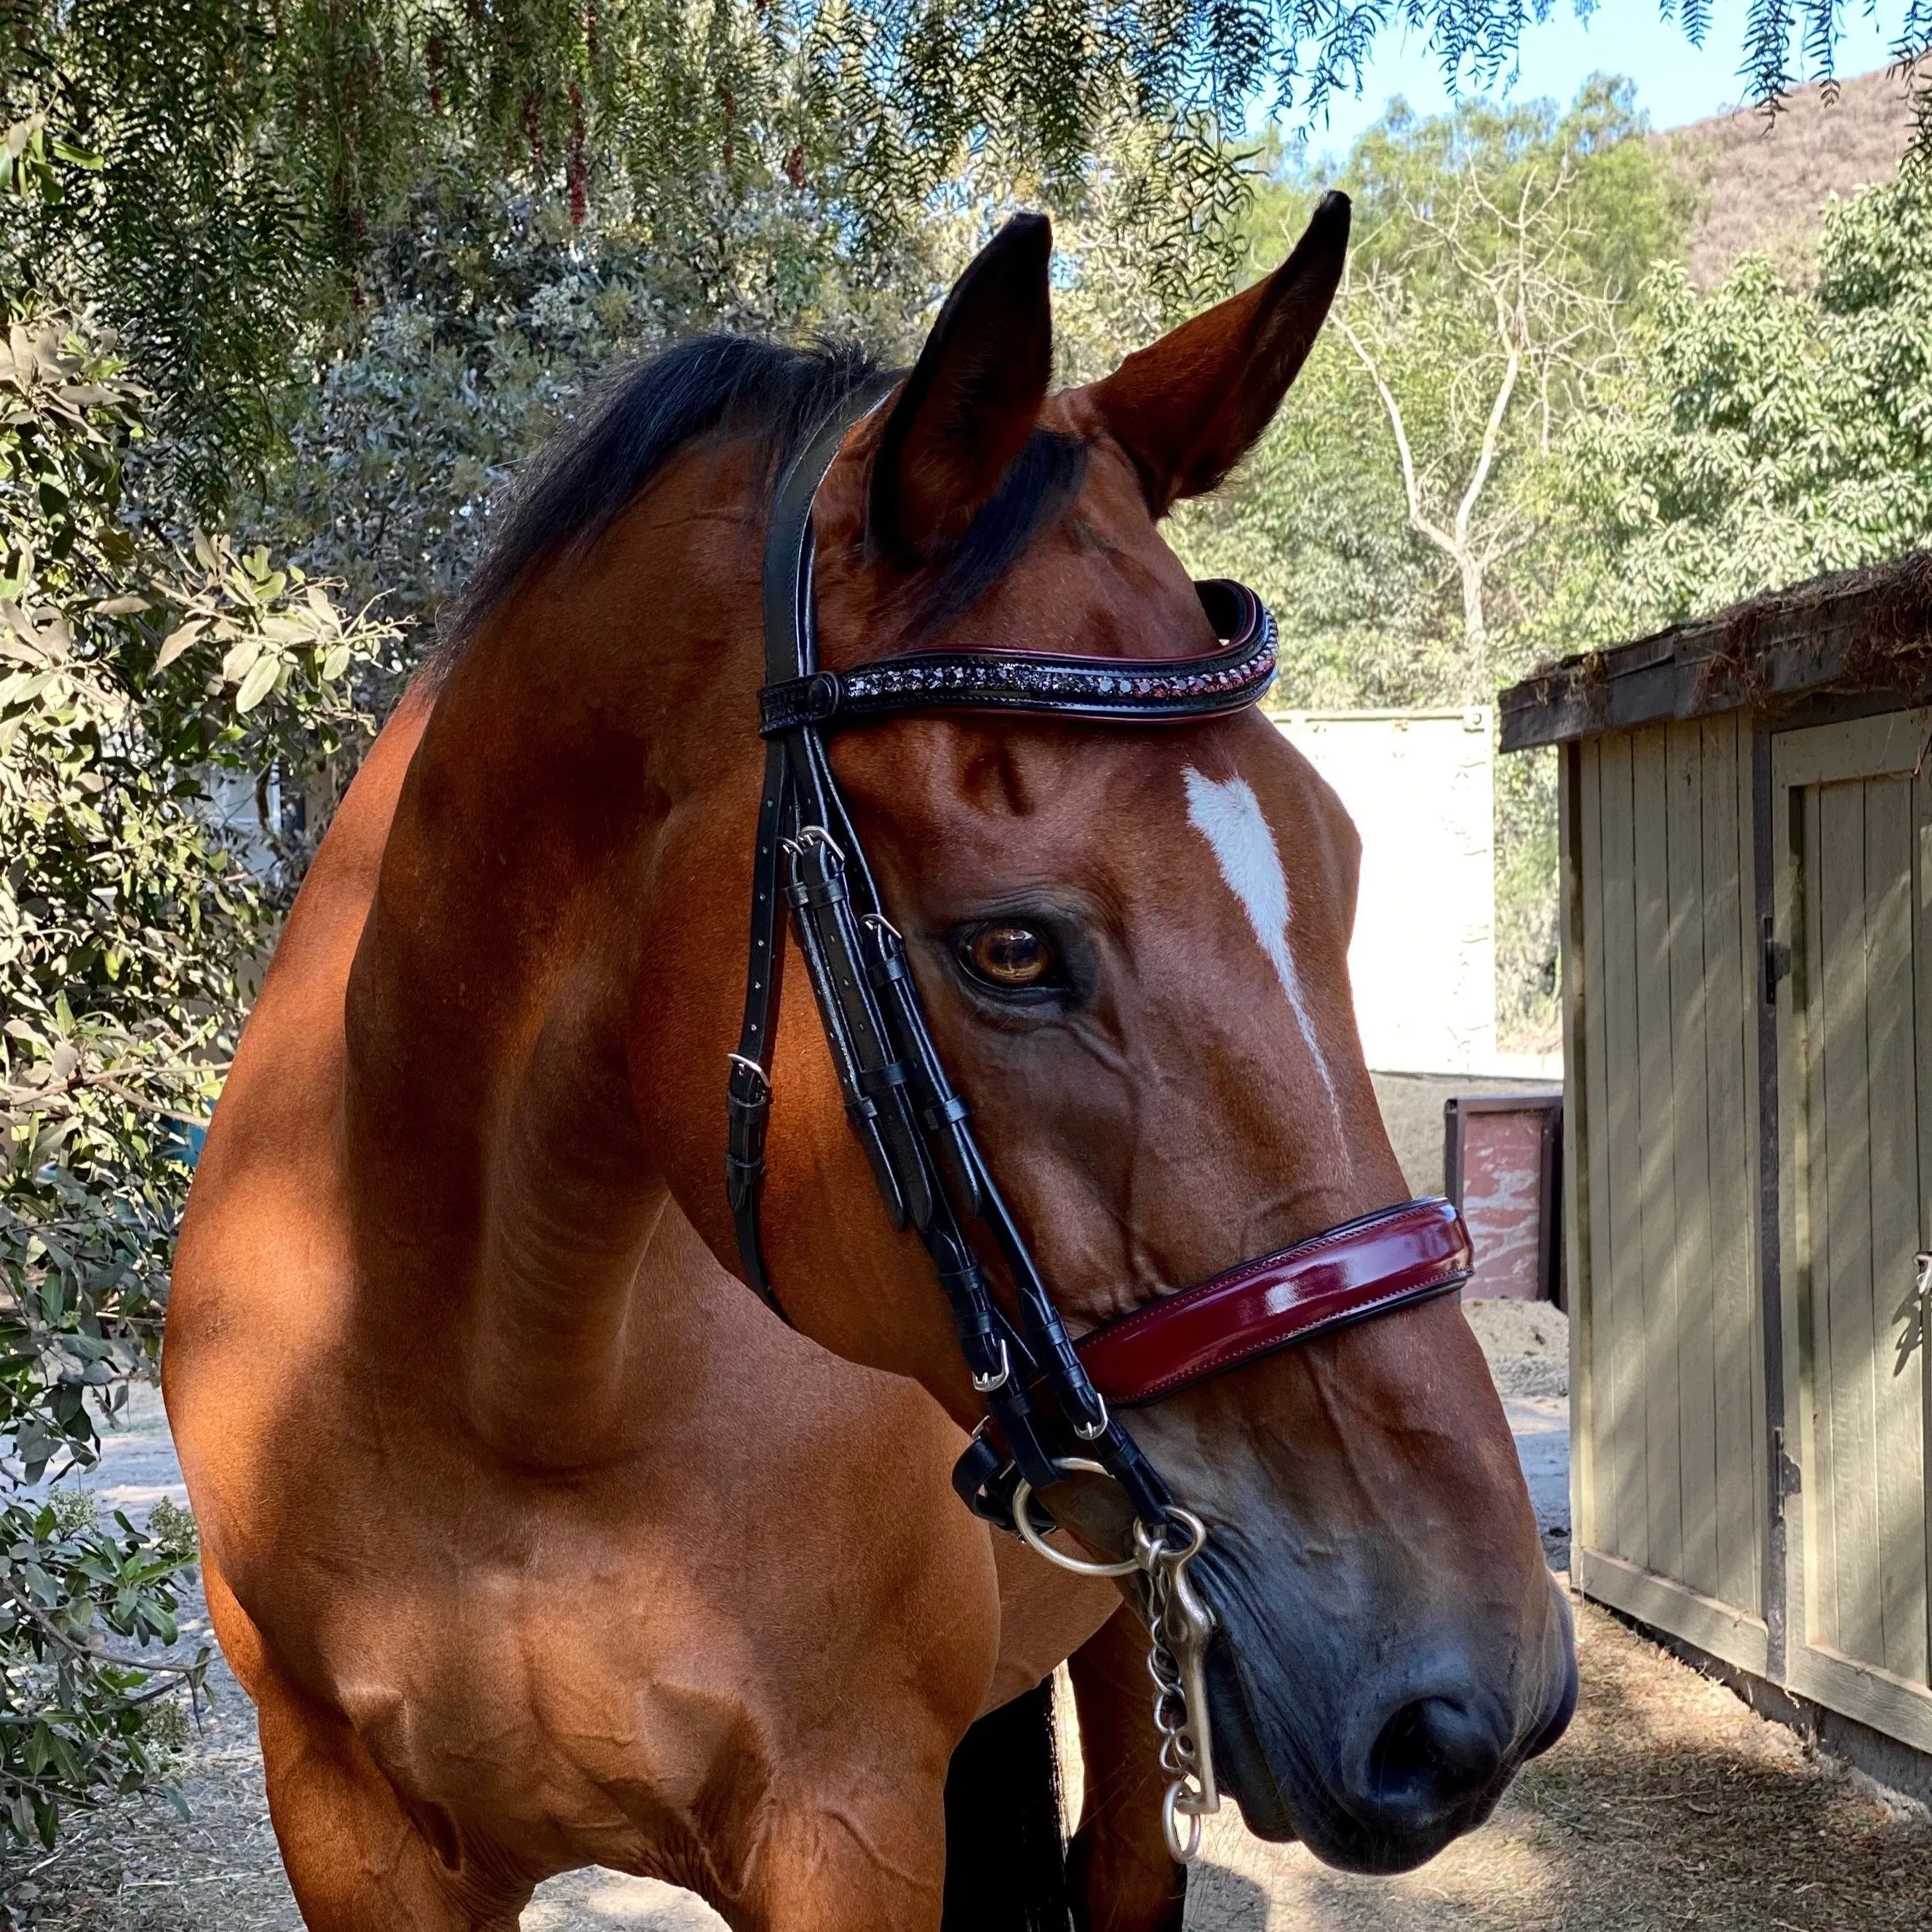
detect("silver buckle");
top-left (726, 1052), bottom-right (769, 1095)
top-left (971, 1337), bottom-right (1011, 1394)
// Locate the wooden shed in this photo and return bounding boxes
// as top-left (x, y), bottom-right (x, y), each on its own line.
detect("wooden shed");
top-left (1500, 553), bottom-right (1932, 1780)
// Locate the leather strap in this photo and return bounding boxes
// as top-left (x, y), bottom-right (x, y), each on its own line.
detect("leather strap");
top-left (727, 377), bottom-right (899, 1318)
top-left (759, 581), bottom-right (1276, 736)
top-left (1075, 1197), bottom-right (1474, 1407)
top-left (723, 737), bottom-right (789, 1313)
top-left (728, 373), bottom-right (1166, 1517)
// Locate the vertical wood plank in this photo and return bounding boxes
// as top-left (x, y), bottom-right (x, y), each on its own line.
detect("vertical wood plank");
top-left (1669, 721), bottom-right (1720, 1597)
top-left (1861, 778), bottom-right (1926, 1685)
top-left (1799, 784), bottom-right (1835, 1656)
top-left (1581, 739), bottom-right (1616, 1559)
top-left (1633, 726), bottom-right (1684, 1583)
top-left (1564, 743), bottom-right (1600, 1558)
top-left (1817, 780), bottom-right (1883, 1669)
top-left (1917, 763), bottom-right (1932, 1687)
top-left (1599, 732), bottom-right (1647, 1570)
top-left (1738, 720), bottom-right (1766, 1621)
top-left (1704, 716), bottom-right (1757, 1613)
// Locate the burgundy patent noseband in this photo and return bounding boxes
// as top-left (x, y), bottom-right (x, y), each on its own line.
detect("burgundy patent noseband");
top-left (1078, 1196), bottom-right (1472, 1406)
top-left (726, 375), bottom-right (1472, 1527)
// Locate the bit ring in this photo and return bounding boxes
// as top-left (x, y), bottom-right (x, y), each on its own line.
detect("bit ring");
top-left (1010, 1458), bottom-right (1142, 1577)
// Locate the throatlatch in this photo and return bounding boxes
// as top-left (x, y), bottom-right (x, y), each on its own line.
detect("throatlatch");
top-left (725, 381), bottom-right (1474, 1862)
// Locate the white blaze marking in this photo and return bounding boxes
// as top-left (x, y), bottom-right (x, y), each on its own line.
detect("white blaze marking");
top-left (1182, 766), bottom-right (1339, 1111)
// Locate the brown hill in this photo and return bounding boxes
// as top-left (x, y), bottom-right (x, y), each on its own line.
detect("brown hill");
top-left (1660, 65), bottom-right (1919, 283)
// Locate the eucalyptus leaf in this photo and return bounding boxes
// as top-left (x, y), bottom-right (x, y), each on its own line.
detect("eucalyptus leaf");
top-left (219, 634), bottom-right (263, 683)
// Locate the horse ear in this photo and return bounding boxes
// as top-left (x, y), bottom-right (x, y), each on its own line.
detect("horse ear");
top-left (868, 212), bottom-right (1054, 562)
top-left (1093, 191), bottom-right (1351, 516)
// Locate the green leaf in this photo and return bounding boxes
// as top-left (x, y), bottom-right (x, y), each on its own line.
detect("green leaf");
top-left (154, 619), bottom-right (206, 671)
top-left (234, 651), bottom-right (281, 712)
top-left (219, 635), bottom-right (263, 684)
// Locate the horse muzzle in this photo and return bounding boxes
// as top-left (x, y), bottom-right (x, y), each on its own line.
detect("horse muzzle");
top-left (1197, 1559), bottom-right (1578, 1873)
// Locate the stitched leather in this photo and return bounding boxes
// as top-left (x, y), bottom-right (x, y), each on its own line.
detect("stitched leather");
top-left (1075, 1197), bottom-right (1474, 1407)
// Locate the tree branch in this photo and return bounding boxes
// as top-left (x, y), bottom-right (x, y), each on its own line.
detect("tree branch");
top-left (1334, 303), bottom-right (1459, 566)
top-left (4, 1580), bottom-right (208, 1687)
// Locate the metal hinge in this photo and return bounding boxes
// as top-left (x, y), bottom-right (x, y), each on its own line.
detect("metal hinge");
top-left (1762, 914), bottom-right (1791, 1006)
top-left (1773, 1426), bottom-right (1803, 1504)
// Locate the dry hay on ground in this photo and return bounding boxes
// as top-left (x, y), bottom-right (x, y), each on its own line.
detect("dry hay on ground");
top-left (1193, 1591), bottom-right (1931, 1931)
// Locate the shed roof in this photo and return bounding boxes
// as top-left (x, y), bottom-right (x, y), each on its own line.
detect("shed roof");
top-left (1498, 549), bottom-right (1932, 752)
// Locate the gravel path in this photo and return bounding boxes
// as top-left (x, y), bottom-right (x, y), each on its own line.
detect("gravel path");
top-left (4, 1330), bottom-right (1925, 1930)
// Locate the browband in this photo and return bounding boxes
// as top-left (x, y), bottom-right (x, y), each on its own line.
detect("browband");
top-left (759, 580), bottom-right (1276, 736)
top-left (1075, 1196), bottom-right (1472, 1407)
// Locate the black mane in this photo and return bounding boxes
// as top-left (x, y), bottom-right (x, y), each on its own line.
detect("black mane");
top-left (440, 331), bottom-right (1088, 656)
top-left (440, 335), bottom-right (879, 655)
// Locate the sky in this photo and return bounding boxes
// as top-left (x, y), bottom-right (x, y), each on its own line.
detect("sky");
top-left (1283, 0), bottom-right (1903, 161)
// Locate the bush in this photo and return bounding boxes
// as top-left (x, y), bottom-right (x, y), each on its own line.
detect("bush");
top-left (0, 141), bottom-right (399, 1844)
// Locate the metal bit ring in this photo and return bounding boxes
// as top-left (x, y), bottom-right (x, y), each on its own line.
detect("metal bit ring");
top-left (1010, 1458), bottom-right (1142, 1577)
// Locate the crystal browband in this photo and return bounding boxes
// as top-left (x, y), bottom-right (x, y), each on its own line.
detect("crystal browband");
top-left (758, 579), bottom-right (1276, 737)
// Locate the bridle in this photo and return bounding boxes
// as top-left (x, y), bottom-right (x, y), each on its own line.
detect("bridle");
top-left (725, 381), bottom-right (1474, 1861)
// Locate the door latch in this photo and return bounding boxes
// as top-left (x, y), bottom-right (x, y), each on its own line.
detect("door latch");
top-left (1762, 913), bottom-right (1791, 1006)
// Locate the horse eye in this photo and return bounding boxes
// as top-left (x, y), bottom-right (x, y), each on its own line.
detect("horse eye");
top-left (962, 923), bottom-right (1055, 990)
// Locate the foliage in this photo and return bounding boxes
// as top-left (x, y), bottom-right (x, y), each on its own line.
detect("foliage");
top-left (239, 164), bottom-right (966, 621)
top-left (0, 138), bottom-right (399, 1844)
top-left (0, 0), bottom-right (1245, 514)
top-left (1536, 158), bottom-right (1932, 651)
top-left (1174, 80), bottom-right (1690, 699)
top-left (240, 111), bottom-right (1260, 630)
top-left (0, 1492), bottom-right (200, 1849)
top-left (1, 2), bottom-right (1915, 512)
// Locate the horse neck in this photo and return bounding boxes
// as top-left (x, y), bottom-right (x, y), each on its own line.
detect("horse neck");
top-left (341, 472), bottom-right (761, 1464)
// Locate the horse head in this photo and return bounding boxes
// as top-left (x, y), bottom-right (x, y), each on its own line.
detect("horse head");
top-left (701, 203), bottom-right (1578, 1872)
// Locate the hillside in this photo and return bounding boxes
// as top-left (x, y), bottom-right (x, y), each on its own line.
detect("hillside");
top-left (1661, 65), bottom-right (1918, 282)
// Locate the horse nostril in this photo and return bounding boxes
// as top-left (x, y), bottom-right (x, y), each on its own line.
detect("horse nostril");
top-left (1364, 1694), bottom-right (1506, 1818)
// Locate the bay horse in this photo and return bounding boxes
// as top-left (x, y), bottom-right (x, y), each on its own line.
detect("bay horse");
top-left (164, 194), bottom-right (1575, 1932)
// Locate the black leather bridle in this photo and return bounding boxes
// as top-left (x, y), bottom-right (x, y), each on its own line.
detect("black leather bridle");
top-left (728, 375), bottom-right (1470, 1506)
top-left (729, 378), bottom-right (1259, 1525)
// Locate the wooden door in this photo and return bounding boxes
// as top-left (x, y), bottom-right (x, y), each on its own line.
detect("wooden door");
top-left (1774, 711), bottom-right (1932, 1752)
top-left (1565, 720), bottom-right (1765, 1673)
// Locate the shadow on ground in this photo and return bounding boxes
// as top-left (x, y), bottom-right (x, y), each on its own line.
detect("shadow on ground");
top-left (8, 1590), bottom-right (1925, 1930)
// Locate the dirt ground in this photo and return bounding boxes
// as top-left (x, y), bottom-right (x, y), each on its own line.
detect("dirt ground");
top-left (1460, 1299), bottom-right (1568, 1399)
top-left (4, 1336), bottom-right (1928, 1931)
